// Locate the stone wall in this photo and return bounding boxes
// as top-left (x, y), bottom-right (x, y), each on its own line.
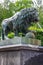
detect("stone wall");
top-left (0, 45), bottom-right (43, 65)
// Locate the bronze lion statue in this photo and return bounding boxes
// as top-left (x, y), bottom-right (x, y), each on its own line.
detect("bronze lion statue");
top-left (1, 7), bottom-right (39, 40)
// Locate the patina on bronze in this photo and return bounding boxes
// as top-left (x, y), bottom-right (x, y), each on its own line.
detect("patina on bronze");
top-left (1, 7), bottom-right (39, 40)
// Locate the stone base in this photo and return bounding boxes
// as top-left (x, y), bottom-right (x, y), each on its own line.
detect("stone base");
top-left (0, 37), bottom-right (41, 46)
top-left (0, 45), bottom-right (43, 65)
top-left (0, 37), bottom-right (42, 65)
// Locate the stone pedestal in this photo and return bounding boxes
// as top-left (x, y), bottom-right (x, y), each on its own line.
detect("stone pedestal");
top-left (0, 37), bottom-right (43, 65)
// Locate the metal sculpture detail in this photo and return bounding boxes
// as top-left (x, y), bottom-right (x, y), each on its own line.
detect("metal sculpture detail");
top-left (1, 7), bottom-right (39, 40)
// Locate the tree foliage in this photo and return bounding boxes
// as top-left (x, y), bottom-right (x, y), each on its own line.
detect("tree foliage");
top-left (0, 0), bottom-right (32, 26)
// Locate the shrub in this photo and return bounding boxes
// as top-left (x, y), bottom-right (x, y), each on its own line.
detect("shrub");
top-left (19, 32), bottom-right (24, 37)
top-left (29, 26), bottom-right (43, 46)
top-left (8, 32), bottom-right (14, 39)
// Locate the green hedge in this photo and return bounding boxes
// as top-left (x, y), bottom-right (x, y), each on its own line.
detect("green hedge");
top-left (36, 32), bottom-right (43, 46)
top-left (29, 26), bottom-right (43, 46)
top-left (0, 28), bottom-right (1, 37)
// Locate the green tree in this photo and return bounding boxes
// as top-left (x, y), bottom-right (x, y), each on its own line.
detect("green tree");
top-left (39, 8), bottom-right (43, 27)
top-left (3, 0), bottom-right (10, 9)
top-left (9, 0), bottom-right (32, 13)
top-left (0, 4), bottom-right (3, 25)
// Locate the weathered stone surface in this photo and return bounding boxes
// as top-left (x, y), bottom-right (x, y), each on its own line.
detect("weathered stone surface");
top-left (21, 50), bottom-right (43, 65)
top-left (0, 46), bottom-right (43, 65)
top-left (0, 51), bottom-right (20, 65)
top-left (0, 38), bottom-right (42, 65)
top-left (0, 37), bottom-right (41, 46)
